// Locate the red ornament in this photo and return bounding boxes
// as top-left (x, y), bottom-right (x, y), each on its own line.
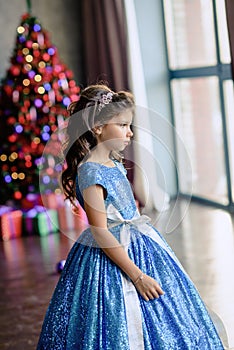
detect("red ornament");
top-left (26, 162), bottom-right (32, 168)
top-left (14, 191), bottom-right (22, 200)
top-left (34, 50), bottom-right (40, 58)
top-left (2, 165), bottom-right (8, 171)
top-left (8, 135), bottom-right (17, 143)
top-left (49, 116), bottom-right (56, 123)
top-left (66, 70), bottom-right (73, 79)
top-left (7, 117), bottom-right (17, 125)
top-left (31, 142), bottom-right (37, 150)
top-left (43, 94), bottom-right (49, 101)
top-left (22, 13), bottom-right (30, 20)
top-left (19, 116), bottom-right (25, 124)
top-left (24, 100), bottom-right (31, 107)
top-left (69, 80), bottom-right (76, 88)
top-left (10, 66), bottom-right (21, 76)
top-left (43, 53), bottom-right (50, 61)
top-left (4, 85), bottom-right (13, 95)
top-left (56, 95), bottom-right (63, 102)
top-left (51, 125), bottom-right (57, 132)
top-left (70, 94), bottom-right (79, 102)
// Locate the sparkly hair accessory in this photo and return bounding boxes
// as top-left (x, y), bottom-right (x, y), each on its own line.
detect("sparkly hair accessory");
top-left (97, 92), bottom-right (113, 112)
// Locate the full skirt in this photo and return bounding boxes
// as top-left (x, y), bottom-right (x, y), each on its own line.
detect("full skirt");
top-left (37, 225), bottom-right (224, 350)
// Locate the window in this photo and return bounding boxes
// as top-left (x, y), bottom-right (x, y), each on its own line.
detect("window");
top-left (163, 0), bottom-right (234, 208)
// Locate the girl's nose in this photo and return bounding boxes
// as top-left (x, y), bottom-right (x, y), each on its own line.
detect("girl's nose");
top-left (127, 126), bottom-right (133, 138)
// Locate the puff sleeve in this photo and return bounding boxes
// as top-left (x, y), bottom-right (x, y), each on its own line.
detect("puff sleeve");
top-left (77, 163), bottom-right (107, 195)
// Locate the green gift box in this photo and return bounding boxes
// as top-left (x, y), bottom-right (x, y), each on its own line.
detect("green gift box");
top-left (37, 208), bottom-right (59, 236)
top-left (25, 206), bottom-right (59, 236)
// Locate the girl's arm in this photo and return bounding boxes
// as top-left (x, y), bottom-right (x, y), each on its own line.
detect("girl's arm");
top-left (83, 184), bottom-right (164, 301)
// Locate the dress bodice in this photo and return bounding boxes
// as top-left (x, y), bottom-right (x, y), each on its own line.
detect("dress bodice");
top-left (76, 161), bottom-right (137, 220)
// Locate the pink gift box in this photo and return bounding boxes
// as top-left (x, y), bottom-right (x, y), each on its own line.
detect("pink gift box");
top-left (41, 192), bottom-right (65, 209)
top-left (0, 209), bottom-right (22, 241)
top-left (58, 201), bottom-right (88, 235)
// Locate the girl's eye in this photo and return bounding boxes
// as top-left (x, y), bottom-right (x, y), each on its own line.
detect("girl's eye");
top-left (119, 123), bottom-right (128, 127)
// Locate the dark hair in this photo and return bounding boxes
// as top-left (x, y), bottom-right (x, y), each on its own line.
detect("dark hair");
top-left (61, 84), bottom-right (135, 205)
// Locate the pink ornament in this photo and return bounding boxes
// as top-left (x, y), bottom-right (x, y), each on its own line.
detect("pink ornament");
top-left (29, 106), bottom-right (37, 121)
top-left (26, 40), bottom-right (33, 48)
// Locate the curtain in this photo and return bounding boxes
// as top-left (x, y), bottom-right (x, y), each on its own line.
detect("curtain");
top-left (80, 0), bottom-right (129, 91)
top-left (225, 0), bottom-right (234, 79)
top-left (80, 0), bottom-right (134, 183)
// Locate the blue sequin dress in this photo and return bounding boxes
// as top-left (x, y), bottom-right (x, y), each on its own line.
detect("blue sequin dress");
top-left (37, 161), bottom-right (224, 349)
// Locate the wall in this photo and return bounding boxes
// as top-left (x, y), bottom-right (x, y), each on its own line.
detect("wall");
top-left (134, 0), bottom-right (177, 196)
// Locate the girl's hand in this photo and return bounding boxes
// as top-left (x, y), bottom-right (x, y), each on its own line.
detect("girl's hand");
top-left (133, 273), bottom-right (164, 301)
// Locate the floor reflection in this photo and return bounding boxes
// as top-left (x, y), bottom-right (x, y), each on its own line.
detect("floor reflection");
top-left (155, 201), bottom-right (234, 348)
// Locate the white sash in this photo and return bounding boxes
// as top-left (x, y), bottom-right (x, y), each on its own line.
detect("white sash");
top-left (106, 204), bottom-right (186, 349)
top-left (107, 204), bottom-right (185, 271)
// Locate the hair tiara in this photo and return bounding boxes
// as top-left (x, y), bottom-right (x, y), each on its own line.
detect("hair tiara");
top-left (97, 92), bottom-right (113, 112)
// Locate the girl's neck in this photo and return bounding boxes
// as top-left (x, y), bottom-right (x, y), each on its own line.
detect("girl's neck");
top-left (86, 147), bottom-right (112, 164)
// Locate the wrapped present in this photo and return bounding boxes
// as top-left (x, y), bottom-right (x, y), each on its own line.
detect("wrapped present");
top-left (37, 208), bottom-right (59, 236)
top-left (23, 206), bottom-right (59, 236)
top-left (41, 192), bottom-right (65, 209)
top-left (22, 207), bottom-right (38, 236)
top-left (21, 193), bottom-right (42, 210)
top-left (0, 208), bottom-right (22, 241)
top-left (0, 205), bottom-right (12, 216)
top-left (58, 200), bottom-right (88, 234)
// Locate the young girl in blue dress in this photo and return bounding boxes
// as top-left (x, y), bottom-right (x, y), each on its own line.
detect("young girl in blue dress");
top-left (37, 84), bottom-right (224, 349)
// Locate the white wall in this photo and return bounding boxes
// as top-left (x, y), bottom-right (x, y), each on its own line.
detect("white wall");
top-left (134, 0), bottom-right (177, 196)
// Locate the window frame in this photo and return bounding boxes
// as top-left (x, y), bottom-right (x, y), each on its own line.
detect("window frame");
top-left (162, 0), bottom-right (234, 211)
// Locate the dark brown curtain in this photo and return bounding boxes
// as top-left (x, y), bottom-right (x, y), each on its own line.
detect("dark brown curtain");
top-left (80, 0), bottom-right (129, 91)
top-left (225, 0), bottom-right (234, 79)
top-left (80, 0), bottom-right (135, 185)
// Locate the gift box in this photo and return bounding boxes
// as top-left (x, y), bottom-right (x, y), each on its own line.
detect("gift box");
top-left (58, 201), bottom-right (88, 234)
top-left (23, 206), bottom-right (59, 236)
top-left (0, 206), bottom-right (12, 216)
top-left (0, 207), bottom-right (22, 241)
top-left (22, 207), bottom-right (38, 236)
top-left (37, 208), bottom-right (59, 236)
top-left (41, 192), bottom-right (65, 209)
top-left (21, 193), bottom-right (42, 210)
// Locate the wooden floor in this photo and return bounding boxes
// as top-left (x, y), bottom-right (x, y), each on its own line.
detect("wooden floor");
top-left (0, 199), bottom-right (234, 349)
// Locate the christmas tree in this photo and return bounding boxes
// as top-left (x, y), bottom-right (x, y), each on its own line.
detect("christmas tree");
top-left (0, 13), bottom-right (80, 205)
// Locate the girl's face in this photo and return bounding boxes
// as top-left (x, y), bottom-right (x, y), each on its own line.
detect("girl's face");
top-left (96, 109), bottom-right (133, 152)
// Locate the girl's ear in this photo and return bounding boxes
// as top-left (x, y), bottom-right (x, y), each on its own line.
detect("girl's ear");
top-left (93, 125), bottom-right (103, 135)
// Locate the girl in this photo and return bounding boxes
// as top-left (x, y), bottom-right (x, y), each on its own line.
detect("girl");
top-left (37, 84), bottom-right (224, 349)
